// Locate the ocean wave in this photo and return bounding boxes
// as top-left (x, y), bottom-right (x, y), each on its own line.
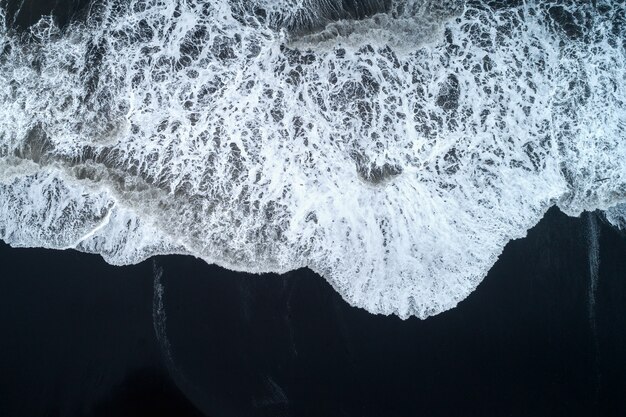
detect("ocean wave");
top-left (0, 0), bottom-right (624, 318)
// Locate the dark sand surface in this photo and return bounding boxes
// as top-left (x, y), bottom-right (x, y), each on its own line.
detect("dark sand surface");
top-left (1, 208), bottom-right (625, 417)
top-left (1, 1), bottom-right (625, 416)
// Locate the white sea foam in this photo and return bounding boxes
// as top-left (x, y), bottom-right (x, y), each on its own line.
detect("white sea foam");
top-left (0, 0), bottom-right (624, 318)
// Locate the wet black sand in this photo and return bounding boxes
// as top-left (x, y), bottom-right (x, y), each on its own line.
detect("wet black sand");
top-left (1, 208), bottom-right (626, 417)
top-left (1, 1), bottom-right (626, 416)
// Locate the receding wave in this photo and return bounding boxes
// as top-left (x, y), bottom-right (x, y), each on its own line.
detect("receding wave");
top-left (0, 0), bottom-right (624, 318)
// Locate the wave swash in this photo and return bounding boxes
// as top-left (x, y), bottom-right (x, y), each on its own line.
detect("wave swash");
top-left (0, 0), bottom-right (624, 318)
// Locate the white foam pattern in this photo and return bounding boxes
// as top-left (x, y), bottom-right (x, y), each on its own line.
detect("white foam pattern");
top-left (0, 0), bottom-right (624, 318)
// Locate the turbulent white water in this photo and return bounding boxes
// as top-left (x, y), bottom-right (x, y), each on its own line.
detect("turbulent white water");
top-left (0, 0), bottom-right (624, 318)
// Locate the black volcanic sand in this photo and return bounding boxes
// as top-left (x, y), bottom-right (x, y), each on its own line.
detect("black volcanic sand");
top-left (2, 1), bottom-right (626, 416)
top-left (1, 208), bottom-right (626, 417)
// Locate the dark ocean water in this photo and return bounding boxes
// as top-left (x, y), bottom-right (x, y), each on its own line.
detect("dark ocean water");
top-left (1, 1), bottom-right (626, 416)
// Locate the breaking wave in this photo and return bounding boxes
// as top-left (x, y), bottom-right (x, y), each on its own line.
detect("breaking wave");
top-left (0, 0), bottom-right (624, 318)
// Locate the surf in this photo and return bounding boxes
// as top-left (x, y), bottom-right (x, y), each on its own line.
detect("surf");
top-left (0, 0), bottom-right (624, 318)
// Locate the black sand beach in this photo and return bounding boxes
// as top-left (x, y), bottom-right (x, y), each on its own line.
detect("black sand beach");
top-left (1, 208), bottom-right (625, 416)
top-left (1, 1), bottom-right (625, 416)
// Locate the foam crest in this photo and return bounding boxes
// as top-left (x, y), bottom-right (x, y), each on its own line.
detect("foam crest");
top-left (0, 0), bottom-right (624, 318)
